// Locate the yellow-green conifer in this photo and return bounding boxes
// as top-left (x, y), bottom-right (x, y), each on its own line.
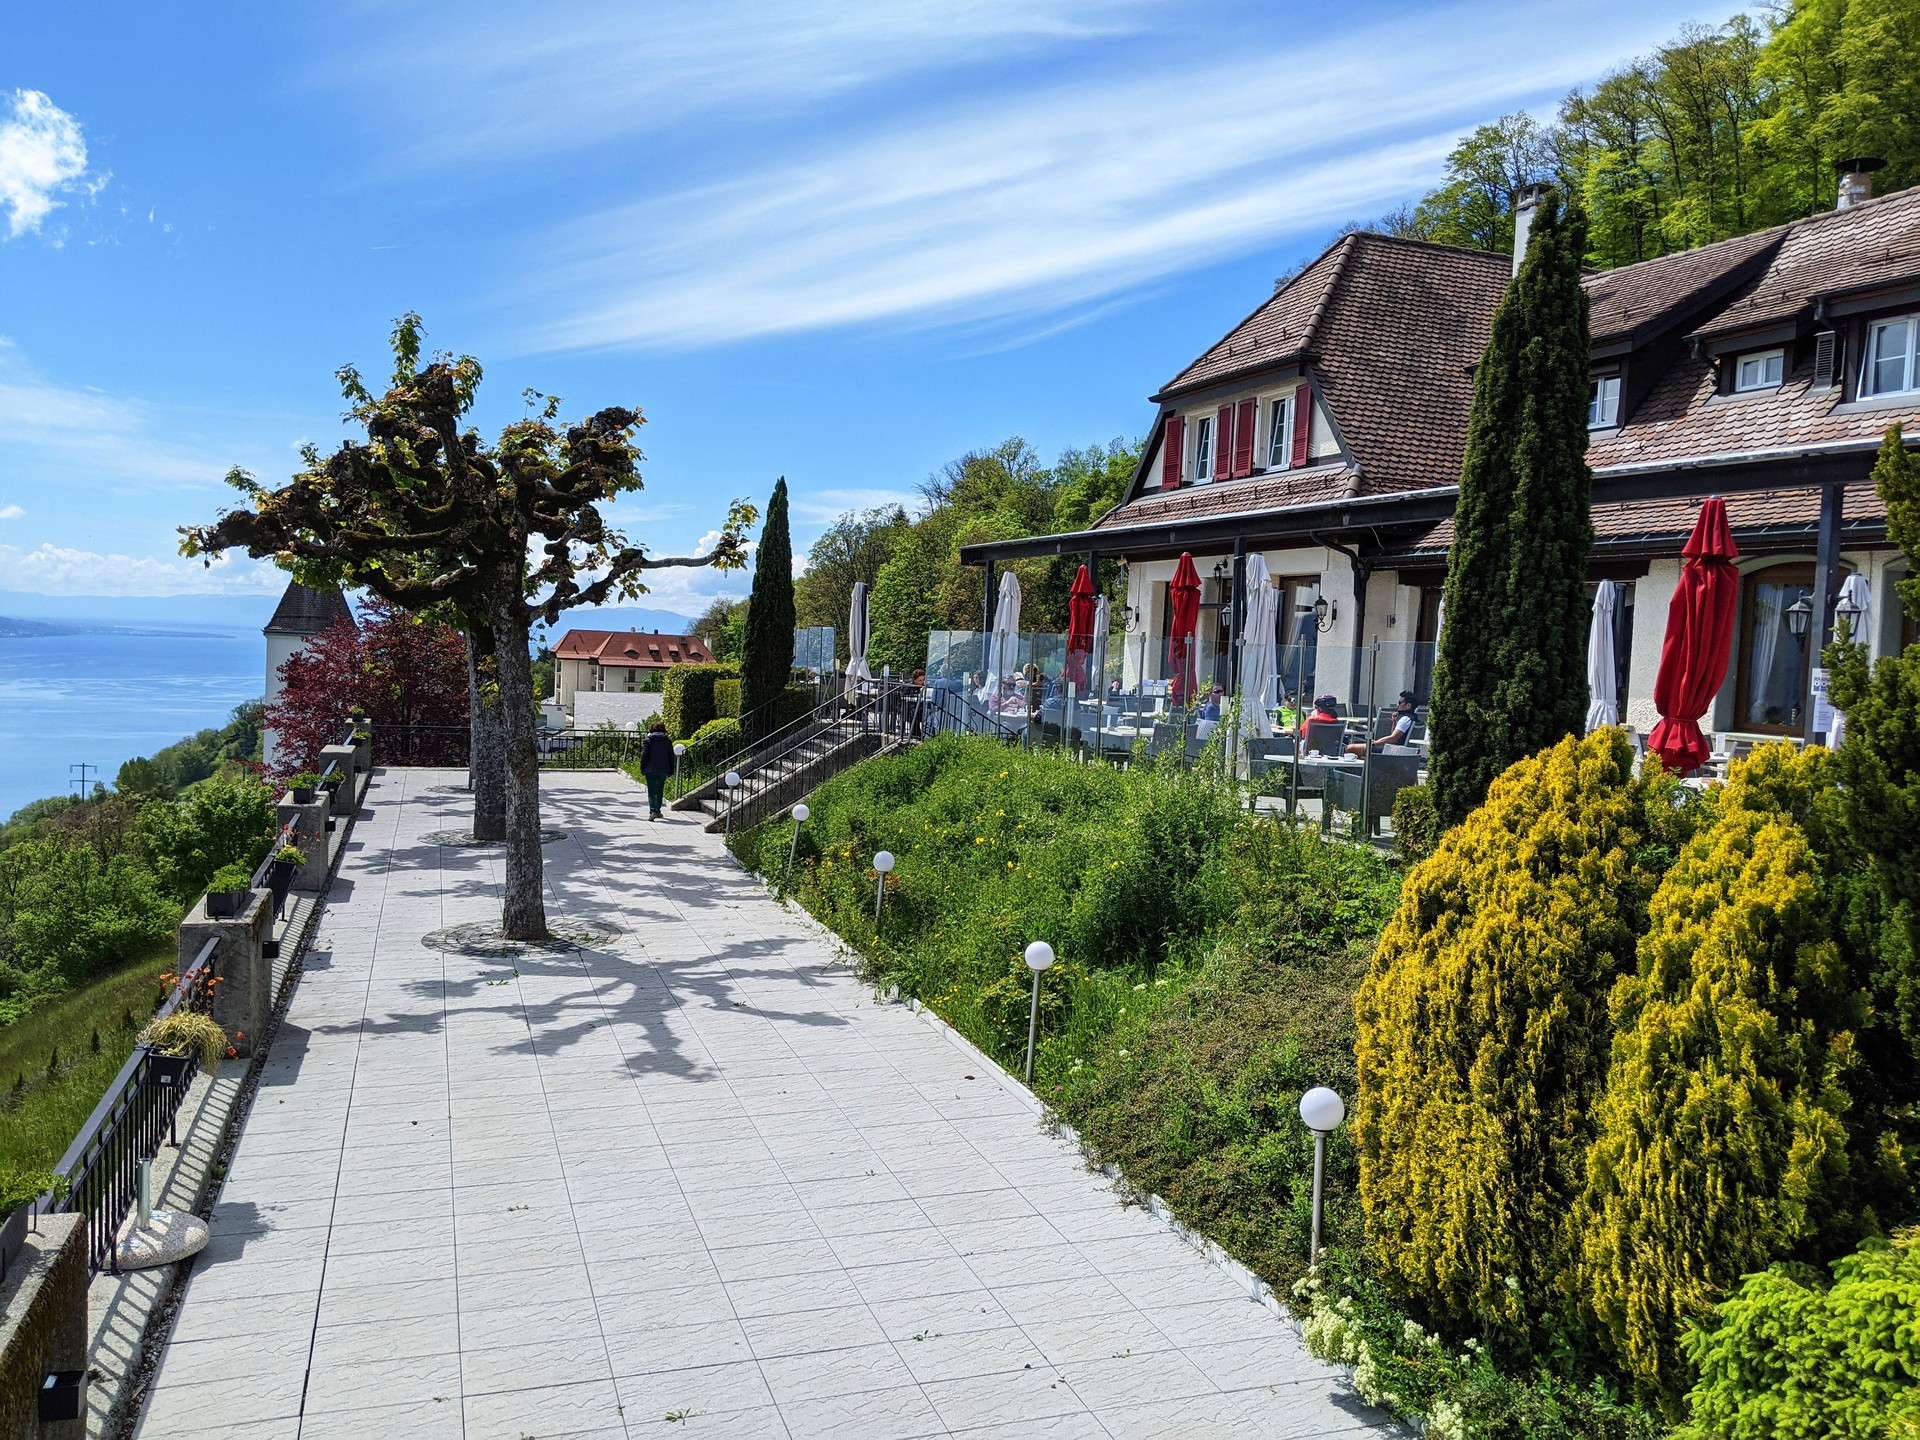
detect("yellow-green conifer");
top-left (1576, 744), bottom-right (1859, 1405)
top-left (1353, 730), bottom-right (1652, 1342)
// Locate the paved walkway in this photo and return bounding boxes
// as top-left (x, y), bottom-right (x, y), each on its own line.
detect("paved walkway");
top-left (138, 769), bottom-right (1384, 1440)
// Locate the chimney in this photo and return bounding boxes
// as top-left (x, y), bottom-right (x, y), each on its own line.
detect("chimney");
top-left (1511, 183), bottom-right (1552, 277)
top-left (1834, 157), bottom-right (1885, 210)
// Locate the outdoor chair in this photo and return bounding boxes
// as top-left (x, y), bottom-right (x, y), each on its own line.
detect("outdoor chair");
top-left (1304, 720), bottom-right (1344, 758)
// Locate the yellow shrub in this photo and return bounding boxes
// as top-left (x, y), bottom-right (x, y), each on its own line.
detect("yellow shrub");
top-left (1577, 745), bottom-right (1860, 1405)
top-left (1354, 730), bottom-right (1651, 1342)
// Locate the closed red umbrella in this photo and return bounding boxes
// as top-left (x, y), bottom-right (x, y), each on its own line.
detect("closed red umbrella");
top-left (1648, 497), bottom-right (1741, 773)
top-left (1168, 552), bottom-right (1202, 707)
top-left (1064, 564), bottom-right (1096, 688)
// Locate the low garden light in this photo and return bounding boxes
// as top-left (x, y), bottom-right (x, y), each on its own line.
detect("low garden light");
top-left (872, 849), bottom-right (895, 924)
top-left (1299, 1086), bottom-right (1347, 1265)
top-left (788, 802), bottom-right (810, 869)
top-left (723, 770), bottom-right (741, 834)
top-left (1023, 940), bottom-right (1055, 1085)
top-left (673, 742), bottom-right (687, 797)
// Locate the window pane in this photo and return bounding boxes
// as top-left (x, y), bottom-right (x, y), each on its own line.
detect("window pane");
top-left (1589, 376), bottom-right (1620, 427)
top-left (1268, 398), bottom-right (1289, 467)
top-left (1764, 351), bottom-right (1783, 385)
top-left (1870, 320), bottom-right (1912, 395)
top-left (1195, 417), bottom-right (1211, 478)
top-left (1740, 577), bottom-right (1813, 730)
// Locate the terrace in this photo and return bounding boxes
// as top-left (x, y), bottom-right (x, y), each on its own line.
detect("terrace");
top-left (24, 765), bottom-right (1388, 1438)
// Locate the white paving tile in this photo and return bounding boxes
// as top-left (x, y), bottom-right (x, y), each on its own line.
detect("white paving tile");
top-left (136, 768), bottom-right (1386, 1438)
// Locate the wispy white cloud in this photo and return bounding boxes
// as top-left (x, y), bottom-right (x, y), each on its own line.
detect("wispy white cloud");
top-left (0, 502), bottom-right (22, 521)
top-left (0, 345), bottom-right (267, 493)
top-left (511, 3), bottom-right (1693, 352)
top-left (0, 542), bottom-right (283, 596)
top-left (0, 90), bottom-right (90, 238)
top-left (789, 487), bottom-right (919, 526)
top-left (339, 0), bottom-right (1151, 167)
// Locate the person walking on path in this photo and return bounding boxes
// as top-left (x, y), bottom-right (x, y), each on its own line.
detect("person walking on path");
top-left (638, 720), bottom-right (674, 820)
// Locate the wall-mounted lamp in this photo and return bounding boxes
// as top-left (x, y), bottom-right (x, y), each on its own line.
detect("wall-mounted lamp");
top-left (1313, 596), bottom-right (1336, 633)
top-left (1784, 595), bottom-right (1813, 641)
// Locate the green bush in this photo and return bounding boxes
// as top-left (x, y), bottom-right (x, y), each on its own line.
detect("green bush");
top-left (661, 662), bottom-right (739, 738)
top-left (1577, 744), bottom-right (1861, 1404)
top-left (682, 717), bottom-right (743, 774)
top-left (208, 863), bottom-right (253, 893)
top-left (1678, 1229), bottom-right (1920, 1439)
top-left (713, 678), bottom-right (743, 719)
top-left (1354, 731), bottom-right (1662, 1350)
top-left (1391, 783), bottom-right (1440, 863)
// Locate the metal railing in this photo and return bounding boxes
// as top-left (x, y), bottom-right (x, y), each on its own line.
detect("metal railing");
top-left (710, 686), bottom-right (897, 826)
top-left (44, 937), bottom-right (219, 1274)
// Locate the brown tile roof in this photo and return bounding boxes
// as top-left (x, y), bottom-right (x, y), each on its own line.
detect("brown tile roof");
top-left (1393, 483), bottom-right (1888, 558)
top-left (1693, 186), bottom-right (1920, 340)
top-left (1092, 463), bottom-right (1357, 531)
top-left (1587, 350), bottom-right (1920, 470)
top-left (1157, 238), bottom-right (1355, 397)
top-left (264, 581), bottom-right (352, 636)
top-left (1584, 229), bottom-right (1781, 345)
top-left (555, 630), bottom-right (711, 667)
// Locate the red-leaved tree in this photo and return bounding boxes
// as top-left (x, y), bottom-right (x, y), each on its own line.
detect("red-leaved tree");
top-left (264, 598), bottom-right (468, 779)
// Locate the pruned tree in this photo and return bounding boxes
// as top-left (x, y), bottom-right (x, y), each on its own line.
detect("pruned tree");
top-left (184, 315), bottom-right (755, 939)
top-left (740, 478), bottom-right (795, 733)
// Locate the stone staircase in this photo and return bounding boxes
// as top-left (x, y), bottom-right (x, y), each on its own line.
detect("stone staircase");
top-left (672, 712), bottom-right (903, 833)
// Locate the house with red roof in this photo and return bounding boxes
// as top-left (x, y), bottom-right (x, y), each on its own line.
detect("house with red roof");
top-left (551, 629), bottom-right (714, 729)
top-left (963, 164), bottom-right (1919, 748)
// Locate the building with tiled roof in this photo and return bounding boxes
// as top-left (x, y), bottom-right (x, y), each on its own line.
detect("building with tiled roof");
top-left (263, 580), bottom-right (354, 771)
top-left (550, 629), bottom-right (714, 728)
top-left (962, 171), bottom-right (1920, 747)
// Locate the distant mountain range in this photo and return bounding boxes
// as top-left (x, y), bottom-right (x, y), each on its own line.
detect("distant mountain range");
top-left (0, 592), bottom-right (697, 644)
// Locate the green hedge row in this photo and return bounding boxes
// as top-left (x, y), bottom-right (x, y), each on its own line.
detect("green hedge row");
top-left (661, 663), bottom-right (738, 738)
top-left (713, 678), bottom-right (743, 719)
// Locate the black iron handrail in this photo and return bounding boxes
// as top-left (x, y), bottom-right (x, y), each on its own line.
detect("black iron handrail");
top-left (250, 819), bottom-right (297, 891)
top-left (44, 936), bottom-right (219, 1274)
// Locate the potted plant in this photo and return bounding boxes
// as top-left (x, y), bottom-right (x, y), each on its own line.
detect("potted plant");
top-left (138, 1012), bottom-right (228, 1089)
top-left (265, 843), bottom-right (304, 915)
top-left (204, 863), bottom-right (254, 918)
top-left (288, 771), bottom-right (321, 805)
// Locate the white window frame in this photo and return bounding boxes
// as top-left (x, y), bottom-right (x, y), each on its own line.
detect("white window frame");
top-left (1861, 314), bottom-right (1919, 397)
top-left (1266, 393), bottom-right (1294, 471)
top-left (1588, 374), bottom-right (1621, 429)
top-left (1734, 348), bottom-right (1785, 392)
top-left (1193, 415), bottom-right (1214, 482)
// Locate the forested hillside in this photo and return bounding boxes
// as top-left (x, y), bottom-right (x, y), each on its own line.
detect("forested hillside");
top-left (1384, 0), bottom-right (1920, 266)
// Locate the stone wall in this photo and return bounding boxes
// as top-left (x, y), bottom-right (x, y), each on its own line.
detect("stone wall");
top-left (0, 1215), bottom-right (87, 1440)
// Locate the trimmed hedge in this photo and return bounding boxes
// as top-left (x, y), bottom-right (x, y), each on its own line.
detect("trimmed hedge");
top-left (682, 717), bottom-right (743, 774)
top-left (713, 678), bottom-right (743, 719)
top-left (662, 663), bottom-right (738, 738)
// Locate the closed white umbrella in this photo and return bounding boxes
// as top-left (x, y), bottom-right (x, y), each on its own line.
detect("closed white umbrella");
top-left (1585, 579), bottom-right (1620, 731)
top-left (1089, 595), bottom-right (1111, 696)
top-left (848, 581), bottom-right (871, 686)
top-left (981, 570), bottom-right (1022, 708)
top-left (1826, 572), bottom-right (1872, 748)
top-left (1237, 554), bottom-right (1278, 739)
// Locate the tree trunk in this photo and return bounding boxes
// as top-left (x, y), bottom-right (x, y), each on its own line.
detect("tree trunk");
top-left (467, 629), bottom-right (507, 842)
top-left (490, 595), bottom-right (547, 940)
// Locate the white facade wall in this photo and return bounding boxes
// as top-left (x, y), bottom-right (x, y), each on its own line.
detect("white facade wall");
top-left (572, 692), bottom-right (664, 731)
top-left (262, 632), bottom-right (308, 773)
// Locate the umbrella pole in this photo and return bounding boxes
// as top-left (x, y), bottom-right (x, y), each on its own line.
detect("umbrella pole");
top-left (1359, 640), bottom-right (1379, 842)
top-left (1289, 641), bottom-right (1305, 821)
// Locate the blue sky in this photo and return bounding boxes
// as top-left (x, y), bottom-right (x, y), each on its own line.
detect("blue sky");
top-left (3, 0), bottom-right (1734, 618)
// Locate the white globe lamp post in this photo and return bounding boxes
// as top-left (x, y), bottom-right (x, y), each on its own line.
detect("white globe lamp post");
top-left (723, 770), bottom-right (741, 835)
top-left (787, 802), bottom-right (810, 870)
top-left (872, 850), bottom-right (895, 924)
top-left (672, 741), bottom-right (687, 798)
top-left (1022, 941), bottom-right (1055, 1084)
top-left (1298, 1086), bottom-right (1347, 1265)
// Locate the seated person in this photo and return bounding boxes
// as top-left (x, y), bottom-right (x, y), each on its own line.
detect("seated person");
top-left (1299, 693), bottom-right (1342, 744)
top-left (1347, 691), bottom-right (1417, 756)
top-left (1199, 684), bottom-right (1226, 722)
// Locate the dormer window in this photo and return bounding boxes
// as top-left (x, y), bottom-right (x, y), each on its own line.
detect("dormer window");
top-left (1862, 314), bottom-right (1918, 396)
top-left (1193, 415), bottom-right (1214, 482)
top-left (1266, 394), bottom-right (1294, 470)
top-left (1588, 375), bottom-right (1621, 429)
top-left (1733, 348), bottom-right (1785, 392)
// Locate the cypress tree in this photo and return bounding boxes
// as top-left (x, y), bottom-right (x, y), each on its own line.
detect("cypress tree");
top-left (1428, 189), bottom-right (1595, 826)
top-left (741, 477), bottom-right (796, 735)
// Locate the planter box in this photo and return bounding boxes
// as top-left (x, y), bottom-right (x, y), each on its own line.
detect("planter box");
top-left (205, 888), bottom-right (251, 919)
top-left (143, 1049), bottom-right (194, 1090)
top-left (0, 1204), bottom-right (25, 1286)
top-left (266, 858), bottom-right (297, 909)
top-left (291, 784), bottom-right (317, 805)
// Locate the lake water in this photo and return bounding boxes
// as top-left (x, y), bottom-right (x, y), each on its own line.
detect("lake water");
top-left (0, 623), bottom-right (262, 821)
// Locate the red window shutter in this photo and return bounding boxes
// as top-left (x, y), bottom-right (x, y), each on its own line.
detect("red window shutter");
top-left (1162, 415), bottom-right (1185, 488)
top-left (1233, 398), bottom-right (1256, 477)
top-left (1291, 384), bottom-right (1312, 469)
top-left (1214, 405), bottom-right (1233, 481)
